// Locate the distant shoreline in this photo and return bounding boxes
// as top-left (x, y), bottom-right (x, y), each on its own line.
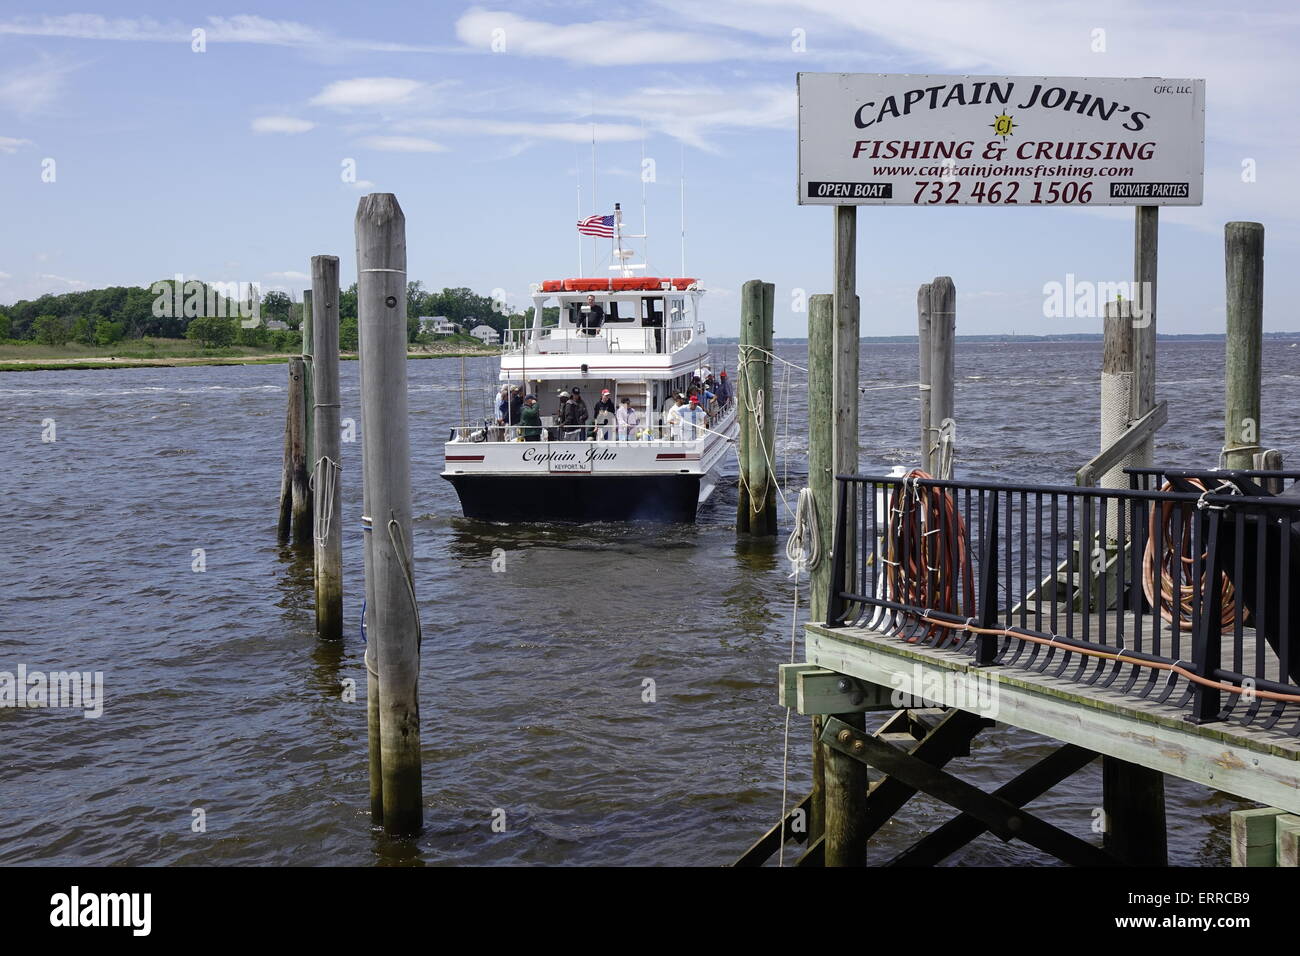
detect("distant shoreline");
top-left (0, 348), bottom-right (498, 373)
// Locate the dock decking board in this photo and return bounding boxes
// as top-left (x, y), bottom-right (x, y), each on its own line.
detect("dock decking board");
top-left (806, 619), bottom-right (1300, 815)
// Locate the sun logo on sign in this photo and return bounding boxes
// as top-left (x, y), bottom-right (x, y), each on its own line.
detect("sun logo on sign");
top-left (990, 113), bottom-right (1016, 140)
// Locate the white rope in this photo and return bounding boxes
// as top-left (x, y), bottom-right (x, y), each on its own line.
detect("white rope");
top-left (785, 487), bottom-right (822, 578)
top-left (386, 514), bottom-right (423, 651)
top-left (310, 456), bottom-right (341, 547)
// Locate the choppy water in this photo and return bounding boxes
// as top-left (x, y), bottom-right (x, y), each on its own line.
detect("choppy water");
top-left (2, 340), bottom-right (1297, 865)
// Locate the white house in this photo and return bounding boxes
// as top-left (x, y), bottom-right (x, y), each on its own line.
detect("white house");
top-left (418, 316), bottom-right (457, 336)
top-left (469, 324), bottom-right (499, 345)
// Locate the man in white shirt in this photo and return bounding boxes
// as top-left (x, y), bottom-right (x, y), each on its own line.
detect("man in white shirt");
top-left (678, 394), bottom-right (706, 441)
top-left (664, 394), bottom-right (683, 442)
top-left (615, 397), bottom-right (640, 441)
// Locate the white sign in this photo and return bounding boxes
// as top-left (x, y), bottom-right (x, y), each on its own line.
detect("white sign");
top-left (798, 74), bottom-right (1204, 206)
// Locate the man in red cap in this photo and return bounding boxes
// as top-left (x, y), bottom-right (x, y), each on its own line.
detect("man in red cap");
top-left (715, 370), bottom-right (731, 409)
top-left (679, 393), bottom-right (706, 441)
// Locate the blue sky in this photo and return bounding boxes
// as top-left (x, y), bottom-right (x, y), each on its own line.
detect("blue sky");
top-left (1, 1), bottom-right (1296, 336)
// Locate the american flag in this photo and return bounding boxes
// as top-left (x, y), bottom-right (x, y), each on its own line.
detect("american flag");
top-left (577, 214), bottom-right (614, 238)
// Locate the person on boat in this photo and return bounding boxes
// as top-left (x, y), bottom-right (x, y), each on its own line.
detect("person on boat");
top-left (593, 388), bottom-right (616, 421)
top-left (519, 394), bottom-right (542, 441)
top-left (492, 385), bottom-right (510, 442)
top-left (507, 385), bottom-right (523, 438)
top-left (570, 386), bottom-right (590, 435)
top-left (616, 396), bottom-right (640, 441)
top-left (715, 371), bottom-right (731, 408)
top-left (678, 394), bottom-right (706, 441)
top-left (562, 391), bottom-right (586, 440)
top-left (552, 390), bottom-right (569, 441)
top-left (593, 406), bottom-right (615, 441)
top-left (664, 393), bottom-right (683, 441)
top-left (579, 294), bottom-right (604, 336)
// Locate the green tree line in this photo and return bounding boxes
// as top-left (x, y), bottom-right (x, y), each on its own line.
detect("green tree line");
top-left (0, 280), bottom-right (532, 352)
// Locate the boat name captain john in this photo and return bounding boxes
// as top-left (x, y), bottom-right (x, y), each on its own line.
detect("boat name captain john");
top-left (522, 446), bottom-right (619, 465)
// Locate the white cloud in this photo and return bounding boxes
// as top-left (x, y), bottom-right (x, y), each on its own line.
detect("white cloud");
top-left (0, 14), bottom-right (458, 53)
top-left (0, 58), bottom-right (74, 116)
top-left (358, 136), bottom-right (446, 153)
top-left (38, 273), bottom-right (87, 289)
top-left (251, 116), bottom-right (315, 135)
top-left (0, 136), bottom-right (33, 153)
top-left (311, 77), bottom-right (425, 109)
top-left (400, 117), bottom-right (643, 144)
top-left (455, 9), bottom-right (756, 65)
top-left (268, 270), bottom-right (310, 281)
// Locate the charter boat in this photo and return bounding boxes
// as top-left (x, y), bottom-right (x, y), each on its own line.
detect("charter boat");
top-left (441, 207), bottom-right (738, 522)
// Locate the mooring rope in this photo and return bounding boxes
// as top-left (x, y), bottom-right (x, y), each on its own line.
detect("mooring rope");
top-left (386, 514), bottom-right (423, 652)
top-left (310, 455), bottom-right (341, 548)
top-left (1142, 478), bottom-right (1240, 632)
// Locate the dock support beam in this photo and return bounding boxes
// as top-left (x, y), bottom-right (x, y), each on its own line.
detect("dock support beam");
top-left (311, 256), bottom-right (343, 641)
top-left (736, 279), bottom-right (777, 535)
top-left (1224, 221), bottom-right (1265, 470)
top-left (356, 193), bottom-right (422, 836)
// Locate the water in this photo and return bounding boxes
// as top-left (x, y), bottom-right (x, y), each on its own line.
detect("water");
top-left (2, 340), bottom-right (1297, 866)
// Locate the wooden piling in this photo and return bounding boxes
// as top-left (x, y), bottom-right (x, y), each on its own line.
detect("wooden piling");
top-left (311, 257), bottom-right (343, 642)
top-left (355, 193), bottom-right (422, 836)
top-left (302, 289), bottom-right (315, 490)
top-left (288, 357), bottom-right (312, 547)
top-left (1100, 300), bottom-right (1135, 491)
top-left (808, 294), bottom-right (834, 621)
top-left (807, 293), bottom-right (835, 845)
top-left (928, 277), bottom-right (955, 476)
top-left (1131, 206), bottom-right (1159, 467)
top-left (1102, 757), bottom-right (1168, 864)
top-left (1224, 221), bottom-right (1265, 470)
top-left (823, 713), bottom-right (869, 866)
top-left (736, 279), bottom-right (777, 535)
top-left (917, 283), bottom-right (933, 473)
top-left (276, 383), bottom-right (293, 543)
top-left (823, 206), bottom-right (868, 868)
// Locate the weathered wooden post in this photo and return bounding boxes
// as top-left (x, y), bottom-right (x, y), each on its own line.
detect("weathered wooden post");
top-left (807, 293), bottom-right (835, 843)
top-left (356, 193), bottom-right (422, 835)
top-left (302, 289), bottom-right (315, 490)
top-left (1131, 206), bottom-right (1159, 467)
top-left (1100, 300), bottom-right (1136, 492)
top-left (928, 277), bottom-right (955, 477)
top-left (311, 256), bottom-right (343, 642)
top-left (822, 205), bottom-right (869, 867)
top-left (736, 279), bottom-right (777, 535)
top-left (276, 383), bottom-right (293, 542)
top-left (1224, 221), bottom-right (1264, 470)
top-left (288, 357), bottom-right (312, 547)
top-left (917, 282), bottom-right (933, 473)
top-left (1099, 301), bottom-right (1168, 862)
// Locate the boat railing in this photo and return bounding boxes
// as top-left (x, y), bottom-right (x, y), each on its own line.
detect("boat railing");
top-left (824, 472), bottom-right (1300, 732)
top-left (501, 325), bottom-right (696, 355)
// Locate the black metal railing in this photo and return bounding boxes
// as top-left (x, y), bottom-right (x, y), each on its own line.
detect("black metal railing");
top-left (825, 473), bottom-right (1300, 733)
top-left (1127, 465), bottom-right (1300, 494)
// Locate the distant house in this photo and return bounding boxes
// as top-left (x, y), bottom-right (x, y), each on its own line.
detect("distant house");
top-left (469, 324), bottom-right (499, 345)
top-left (264, 320), bottom-right (290, 331)
top-left (418, 316), bottom-right (457, 336)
